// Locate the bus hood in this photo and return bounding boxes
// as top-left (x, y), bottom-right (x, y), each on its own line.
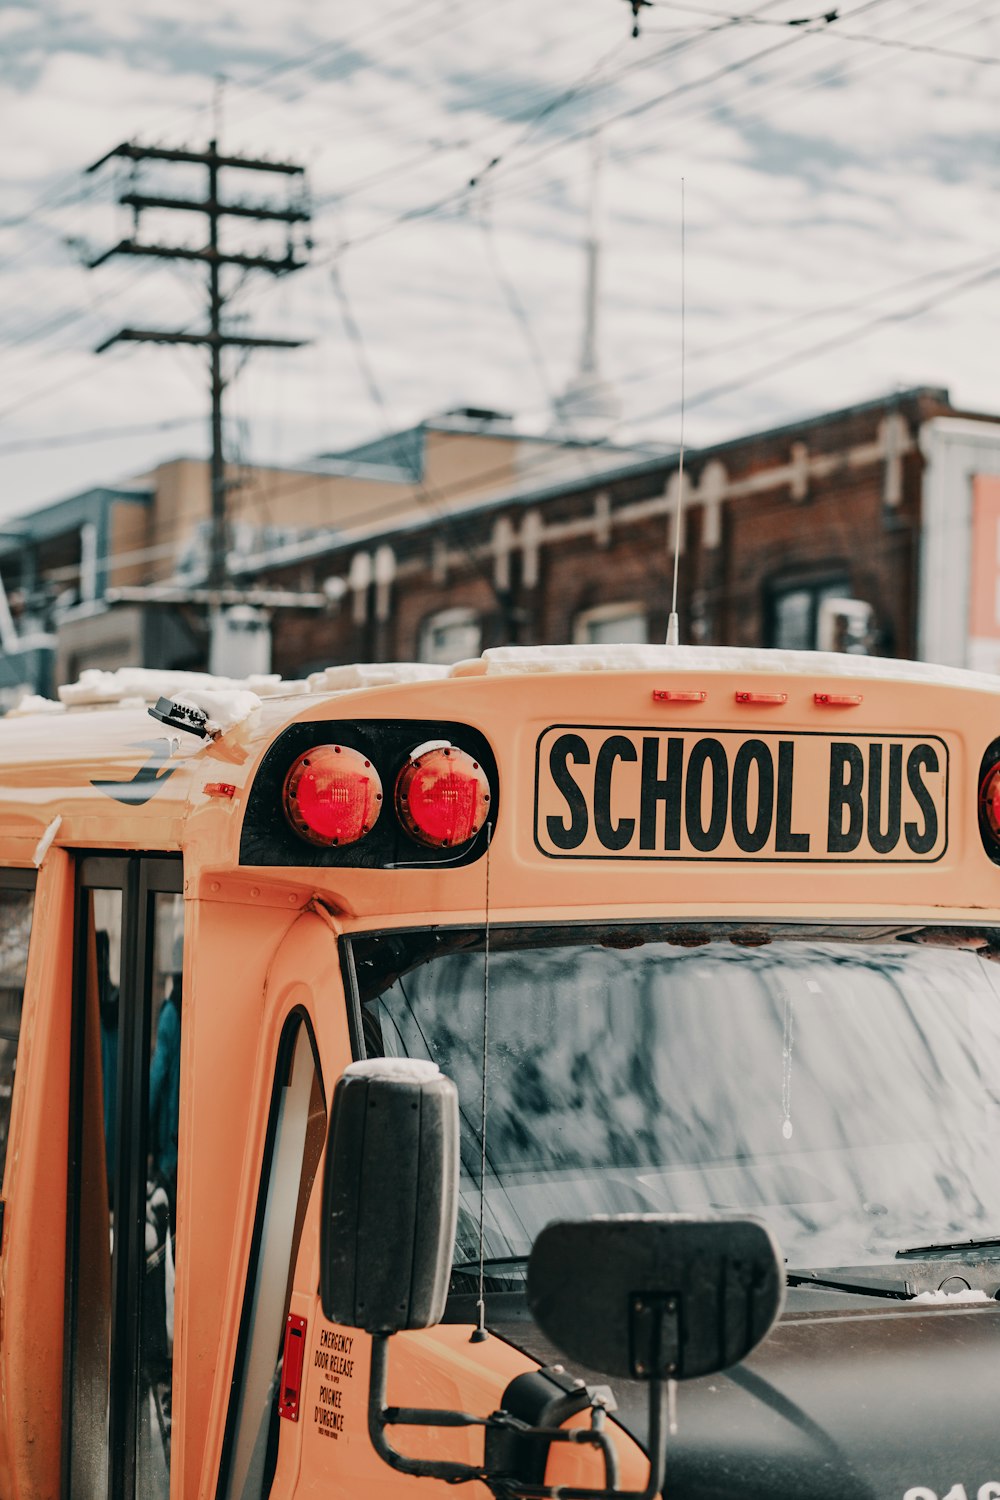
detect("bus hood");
top-left (485, 1297), bottom-right (1000, 1499)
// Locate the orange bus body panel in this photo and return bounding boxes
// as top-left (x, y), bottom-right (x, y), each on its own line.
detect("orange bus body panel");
top-left (0, 651), bottom-right (998, 1497)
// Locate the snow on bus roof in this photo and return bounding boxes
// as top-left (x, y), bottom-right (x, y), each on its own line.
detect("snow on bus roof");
top-left (465, 644), bottom-right (1000, 691)
top-left (7, 647), bottom-right (1000, 725)
top-left (4, 661), bottom-right (452, 727)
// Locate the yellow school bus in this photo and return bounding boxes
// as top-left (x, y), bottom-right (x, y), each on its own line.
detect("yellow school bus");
top-left (3, 644), bottom-right (1000, 1500)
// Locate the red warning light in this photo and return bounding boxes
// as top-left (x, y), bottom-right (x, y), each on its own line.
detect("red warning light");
top-left (980, 763), bottom-right (1000, 844)
top-left (283, 745), bottom-right (383, 847)
top-left (395, 743), bottom-right (490, 848)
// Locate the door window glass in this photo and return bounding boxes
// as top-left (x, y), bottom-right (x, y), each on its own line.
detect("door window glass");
top-left (69, 887), bottom-right (123, 1500)
top-left (220, 1016), bottom-right (326, 1500)
top-left (137, 891), bottom-right (185, 1500)
top-left (67, 859), bottom-right (182, 1500)
top-left (0, 879), bottom-right (35, 1185)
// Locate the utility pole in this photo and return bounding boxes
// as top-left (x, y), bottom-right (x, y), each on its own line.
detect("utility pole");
top-left (85, 139), bottom-right (311, 593)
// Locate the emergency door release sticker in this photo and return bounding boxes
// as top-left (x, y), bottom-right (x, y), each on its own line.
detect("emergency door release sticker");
top-left (534, 725), bottom-right (948, 863)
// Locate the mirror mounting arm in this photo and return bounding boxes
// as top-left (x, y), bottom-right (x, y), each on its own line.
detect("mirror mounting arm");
top-left (368, 1334), bottom-right (668, 1500)
top-left (368, 1334), bottom-right (490, 1484)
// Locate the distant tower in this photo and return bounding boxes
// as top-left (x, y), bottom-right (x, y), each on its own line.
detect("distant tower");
top-left (552, 132), bottom-right (622, 441)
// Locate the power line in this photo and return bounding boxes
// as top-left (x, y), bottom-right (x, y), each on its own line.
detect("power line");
top-left (498, 0), bottom-right (994, 211)
top-left (0, 0), bottom-right (467, 281)
top-left (331, 0), bottom-right (883, 256)
top-left (86, 139), bottom-right (312, 588)
top-left (644, 0), bottom-right (1000, 65)
top-left (619, 257), bottom-right (1000, 431)
top-left (622, 0), bottom-right (992, 159)
top-left (213, 241), bottom-right (1000, 533)
top-left (8, 224), bottom-right (994, 534)
top-left (624, 248), bottom-right (1000, 392)
top-left (0, 414), bottom-right (202, 458)
top-left (329, 262), bottom-right (517, 629)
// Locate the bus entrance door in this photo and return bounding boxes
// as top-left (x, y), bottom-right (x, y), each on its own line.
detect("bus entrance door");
top-left (64, 856), bottom-right (183, 1500)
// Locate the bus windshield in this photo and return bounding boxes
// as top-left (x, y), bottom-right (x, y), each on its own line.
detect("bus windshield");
top-left (349, 924), bottom-right (1000, 1277)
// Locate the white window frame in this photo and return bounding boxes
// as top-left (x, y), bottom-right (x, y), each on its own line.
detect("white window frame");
top-left (573, 602), bottom-right (649, 646)
top-left (417, 607), bottom-right (482, 666)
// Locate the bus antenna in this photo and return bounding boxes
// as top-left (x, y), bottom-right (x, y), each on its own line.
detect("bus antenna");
top-left (666, 177), bottom-right (686, 648)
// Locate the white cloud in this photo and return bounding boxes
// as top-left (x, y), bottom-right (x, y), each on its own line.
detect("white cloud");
top-left (1, 0), bottom-right (999, 515)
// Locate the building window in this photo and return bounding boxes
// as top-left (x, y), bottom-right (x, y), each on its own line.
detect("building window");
top-left (573, 603), bottom-right (649, 646)
top-left (418, 607), bottom-right (482, 665)
top-left (767, 577), bottom-right (872, 653)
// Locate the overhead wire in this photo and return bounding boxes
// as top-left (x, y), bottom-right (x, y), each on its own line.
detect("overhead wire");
top-left (23, 241), bottom-right (995, 599)
top-left (329, 0), bottom-right (884, 256)
top-left (616, 0), bottom-right (995, 168)
top-left (7, 232), bottom-right (999, 481)
top-left (643, 0), bottom-right (1000, 65)
top-left (3, 0), bottom-right (995, 523)
top-left (617, 257), bottom-right (1000, 432)
top-left (0, 414), bottom-right (202, 458)
top-left (329, 261), bottom-right (511, 609)
top-left (329, 0), bottom-right (998, 247)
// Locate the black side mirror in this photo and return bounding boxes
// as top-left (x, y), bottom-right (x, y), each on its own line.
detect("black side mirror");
top-left (320, 1066), bottom-right (787, 1500)
top-left (525, 1215), bottom-right (784, 1500)
top-left (320, 1058), bottom-right (459, 1334)
top-left (527, 1214), bottom-right (785, 1382)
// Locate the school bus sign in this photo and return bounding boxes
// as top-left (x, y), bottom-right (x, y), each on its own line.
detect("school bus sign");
top-left (534, 726), bottom-right (948, 862)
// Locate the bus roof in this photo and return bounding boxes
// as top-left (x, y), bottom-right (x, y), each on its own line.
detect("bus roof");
top-left (7, 646), bottom-right (1000, 728)
top-left (2, 644), bottom-right (999, 920)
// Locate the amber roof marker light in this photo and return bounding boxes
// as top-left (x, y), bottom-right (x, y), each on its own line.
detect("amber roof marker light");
top-left (395, 740), bottom-right (491, 849)
top-left (283, 744), bottom-right (383, 847)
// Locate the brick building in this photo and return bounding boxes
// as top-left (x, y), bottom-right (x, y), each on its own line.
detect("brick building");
top-left (0, 410), bottom-right (638, 702)
top-left (237, 387), bottom-right (1000, 679)
top-left (5, 385), bottom-right (1000, 698)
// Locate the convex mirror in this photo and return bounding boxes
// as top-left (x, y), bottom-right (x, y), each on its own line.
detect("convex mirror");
top-left (528, 1215), bottom-right (785, 1382)
top-left (320, 1058), bottom-right (459, 1334)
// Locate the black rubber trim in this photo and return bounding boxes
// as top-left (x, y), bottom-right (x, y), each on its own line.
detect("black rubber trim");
top-left (239, 718), bottom-right (499, 870)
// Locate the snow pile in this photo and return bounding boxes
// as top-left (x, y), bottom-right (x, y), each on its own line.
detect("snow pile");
top-left (308, 663), bottom-right (449, 693)
top-left (32, 815), bottom-right (62, 867)
top-left (911, 1288), bottom-right (993, 1305)
top-left (6, 694), bottom-right (65, 716)
top-left (343, 1058), bottom-right (442, 1084)
top-left (170, 689), bottom-right (262, 737)
top-left (58, 667), bottom-right (282, 707)
top-left (473, 644), bottom-right (1000, 692)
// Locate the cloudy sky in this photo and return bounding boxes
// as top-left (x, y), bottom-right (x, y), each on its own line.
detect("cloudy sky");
top-left (1, 0), bottom-right (998, 521)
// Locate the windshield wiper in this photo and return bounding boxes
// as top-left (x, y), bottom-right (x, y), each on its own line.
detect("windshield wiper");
top-left (896, 1235), bottom-right (1000, 1259)
top-left (786, 1272), bottom-right (913, 1301)
top-left (451, 1254), bottom-right (529, 1274)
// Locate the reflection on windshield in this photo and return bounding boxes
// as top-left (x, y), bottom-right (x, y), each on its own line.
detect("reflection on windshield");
top-left (351, 928), bottom-right (1000, 1275)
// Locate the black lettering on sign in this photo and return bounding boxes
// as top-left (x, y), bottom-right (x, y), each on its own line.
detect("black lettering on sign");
top-left (775, 741), bottom-right (810, 852)
top-left (312, 1336), bottom-right (355, 1441)
top-left (319, 1330), bottom-right (354, 1353)
top-left (828, 742), bottom-right (864, 852)
top-left (685, 738), bottom-right (727, 852)
top-left (546, 734), bottom-right (590, 850)
top-left (594, 736), bottom-right (638, 850)
top-left (905, 744), bottom-right (939, 854)
top-left (534, 725), bottom-right (947, 863)
top-left (868, 742), bottom-right (902, 854)
top-left (731, 740), bottom-right (774, 853)
top-left (639, 736), bottom-right (683, 850)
